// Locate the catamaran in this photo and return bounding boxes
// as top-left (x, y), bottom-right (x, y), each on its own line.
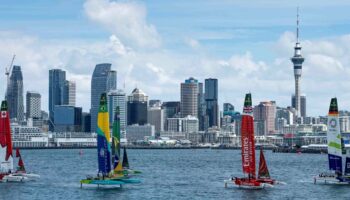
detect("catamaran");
top-left (0, 100), bottom-right (39, 182)
top-left (12, 148), bottom-right (40, 180)
top-left (80, 93), bottom-right (141, 187)
top-left (314, 98), bottom-right (350, 184)
top-left (225, 93), bottom-right (274, 189)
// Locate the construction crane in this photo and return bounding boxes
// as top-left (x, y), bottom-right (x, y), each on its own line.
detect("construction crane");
top-left (5, 54), bottom-right (15, 97)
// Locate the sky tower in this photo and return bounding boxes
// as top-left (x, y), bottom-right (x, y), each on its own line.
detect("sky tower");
top-left (291, 8), bottom-right (304, 119)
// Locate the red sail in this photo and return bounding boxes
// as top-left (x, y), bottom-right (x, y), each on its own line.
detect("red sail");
top-left (16, 148), bottom-right (26, 172)
top-left (0, 101), bottom-right (12, 161)
top-left (241, 93), bottom-right (256, 178)
top-left (258, 148), bottom-right (270, 179)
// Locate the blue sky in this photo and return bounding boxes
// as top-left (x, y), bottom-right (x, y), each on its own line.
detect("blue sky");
top-left (1, 0), bottom-right (350, 115)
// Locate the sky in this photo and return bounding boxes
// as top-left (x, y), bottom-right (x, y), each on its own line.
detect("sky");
top-left (1, 0), bottom-right (350, 116)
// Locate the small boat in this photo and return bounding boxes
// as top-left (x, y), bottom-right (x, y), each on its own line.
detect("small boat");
top-left (314, 98), bottom-right (350, 184)
top-left (225, 93), bottom-right (270, 189)
top-left (80, 93), bottom-right (140, 188)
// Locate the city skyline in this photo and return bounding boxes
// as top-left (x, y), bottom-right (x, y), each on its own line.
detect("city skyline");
top-left (1, 1), bottom-right (350, 116)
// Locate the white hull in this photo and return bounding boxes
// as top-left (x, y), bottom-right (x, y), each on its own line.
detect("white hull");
top-left (1, 174), bottom-right (28, 182)
top-left (13, 172), bottom-right (40, 180)
top-left (314, 176), bottom-right (350, 185)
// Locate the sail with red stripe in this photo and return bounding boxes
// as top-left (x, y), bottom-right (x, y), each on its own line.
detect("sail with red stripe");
top-left (0, 100), bottom-right (13, 172)
top-left (16, 148), bottom-right (26, 172)
top-left (258, 148), bottom-right (270, 179)
top-left (241, 93), bottom-right (256, 178)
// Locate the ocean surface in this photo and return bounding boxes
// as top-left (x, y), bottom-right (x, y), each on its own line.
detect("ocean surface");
top-left (2, 149), bottom-right (350, 200)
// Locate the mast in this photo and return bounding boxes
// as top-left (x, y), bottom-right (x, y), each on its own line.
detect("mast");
top-left (240, 93), bottom-right (256, 178)
top-left (96, 93), bottom-right (112, 176)
top-left (327, 98), bottom-right (343, 174)
top-left (0, 100), bottom-right (13, 172)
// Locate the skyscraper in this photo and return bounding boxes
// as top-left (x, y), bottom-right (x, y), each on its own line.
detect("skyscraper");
top-left (64, 80), bottom-right (76, 106)
top-left (127, 88), bottom-right (148, 126)
top-left (90, 63), bottom-right (116, 132)
top-left (49, 69), bottom-right (66, 131)
top-left (108, 89), bottom-right (127, 131)
top-left (180, 77), bottom-right (199, 118)
top-left (205, 78), bottom-right (219, 128)
top-left (291, 9), bottom-right (305, 118)
top-left (148, 106), bottom-right (164, 134)
top-left (6, 65), bottom-right (24, 122)
top-left (253, 101), bottom-right (276, 135)
top-left (291, 94), bottom-right (306, 118)
top-left (26, 91), bottom-right (41, 119)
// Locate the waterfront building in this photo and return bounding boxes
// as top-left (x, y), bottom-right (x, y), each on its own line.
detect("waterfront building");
top-left (108, 89), bottom-right (127, 131)
top-left (82, 112), bottom-right (91, 132)
top-left (149, 99), bottom-right (161, 107)
top-left (54, 105), bottom-right (82, 132)
top-left (291, 11), bottom-right (305, 118)
top-left (180, 77), bottom-right (199, 118)
top-left (127, 88), bottom-right (148, 125)
top-left (90, 63), bottom-right (116, 132)
top-left (162, 101), bottom-right (180, 130)
top-left (6, 65), bottom-right (25, 122)
top-left (339, 116), bottom-right (350, 133)
top-left (198, 82), bottom-right (207, 131)
top-left (253, 101), bottom-right (276, 135)
top-left (26, 91), bottom-right (42, 127)
top-left (49, 69), bottom-right (66, 131)
top-left (147, 106), bottom-right (164, 134)
top-left (26, 91), bottom-right (41, 119)
top-left (167, 115), bottom-right (199, 133)
top-left (126, 124), bottom-right (155, 142)
top-left (205, 78), bottom-right (219, 128)
top-left (63, 80), bottom-right (76, 106)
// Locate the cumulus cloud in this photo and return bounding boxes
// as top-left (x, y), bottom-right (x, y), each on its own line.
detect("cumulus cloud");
top-left (84, 0), bottom-right (161, 48)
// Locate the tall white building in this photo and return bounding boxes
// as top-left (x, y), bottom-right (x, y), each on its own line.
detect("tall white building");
top-left (26, 91), bottom-right (41, 119)
top-left (147, 106), bottom-right (164, 133)
top-left (167, 115), bottom-right (199, 133)
top-left (65, 80), bottom-right (76, 106)
top-left (108, 89), bottom-right (127, 131)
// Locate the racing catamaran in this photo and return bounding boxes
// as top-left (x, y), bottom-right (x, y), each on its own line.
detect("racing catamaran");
top-left (80, 93), bottom-right (141, 187)
top-left (0, 100), bottom-right (39, 182)
top-left (225, 93), bottom-right (272, 189)
top-left (314, 97), bottom-right (350, 184)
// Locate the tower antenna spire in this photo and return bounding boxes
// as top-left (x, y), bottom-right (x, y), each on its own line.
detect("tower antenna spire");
top-left (296, 6), bottom-right (300, 43)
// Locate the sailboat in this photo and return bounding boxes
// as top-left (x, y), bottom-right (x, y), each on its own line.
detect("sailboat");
top-left (225, 93), bottom-right (272, 189)
top-left (0, 100), bottom-right (39, 182)
top-left (80, 93), bottom-right (141, 187)
top-left (314, 98), bottom-right (350, 184)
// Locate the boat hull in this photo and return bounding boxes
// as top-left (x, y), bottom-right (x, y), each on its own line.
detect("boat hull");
top-left (314, 175), bottom-right (350, 185)
top-left (257, 178), bottom-right (276, 185)
top-left (1, 174), bottom-right (28, 182)
top-left (233, 178), bottom-right (266, 189)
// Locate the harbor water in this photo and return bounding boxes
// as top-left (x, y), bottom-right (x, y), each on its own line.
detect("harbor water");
top-left (2, 149), bottom-right (350, 200)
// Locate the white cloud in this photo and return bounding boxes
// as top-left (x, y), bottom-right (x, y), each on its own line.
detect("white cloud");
top-left (84, 0), bottom-right (161, 48)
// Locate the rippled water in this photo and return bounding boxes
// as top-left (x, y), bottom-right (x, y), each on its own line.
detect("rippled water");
top-left (1, 149), bottom-right (350, 200)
